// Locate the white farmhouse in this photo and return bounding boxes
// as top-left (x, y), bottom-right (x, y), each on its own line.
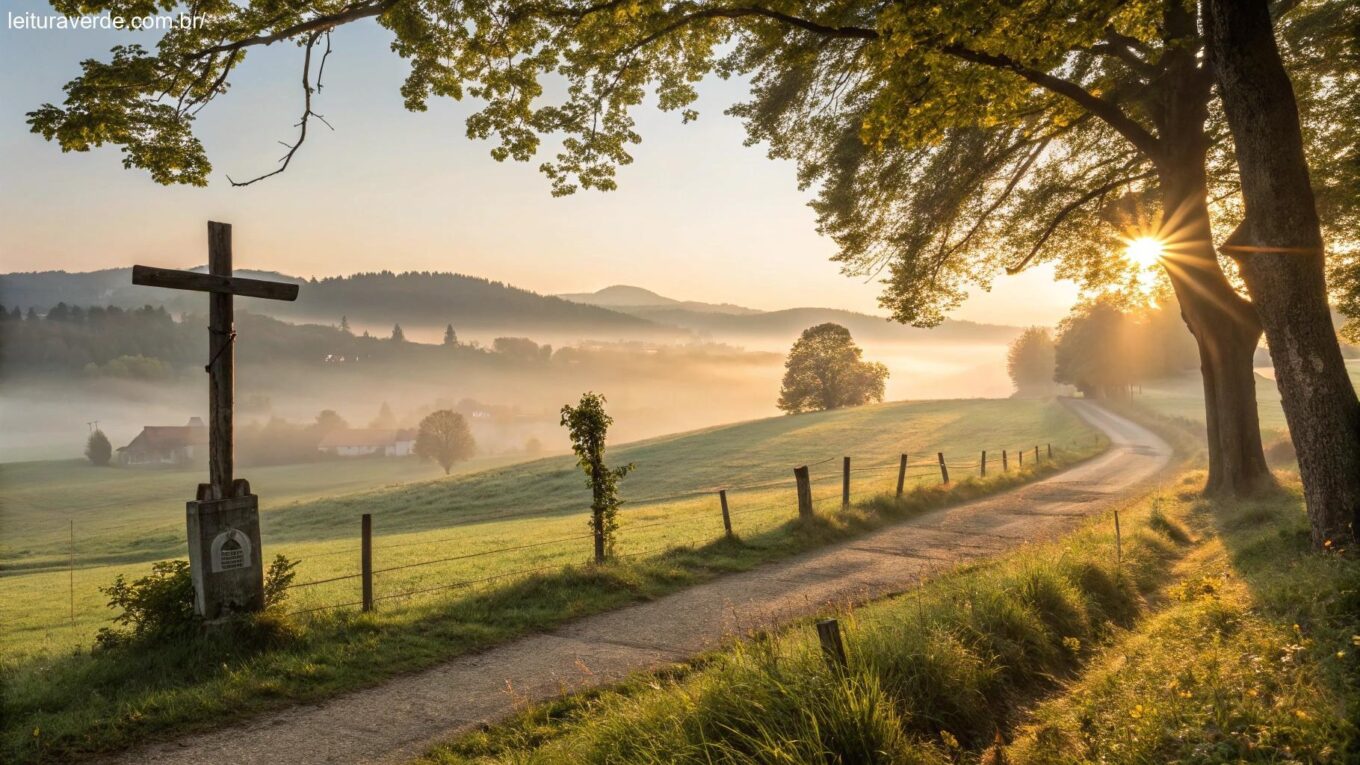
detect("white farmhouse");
top-left (318, 428), bottom-right (416, 457)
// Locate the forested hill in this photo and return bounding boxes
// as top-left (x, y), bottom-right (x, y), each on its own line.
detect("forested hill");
top-left (0, 269), bottom-right (659, 334)
top-left (0, 305), bottom-right (573, 380)
top-left (558, 286), bottom-right (1021, 345)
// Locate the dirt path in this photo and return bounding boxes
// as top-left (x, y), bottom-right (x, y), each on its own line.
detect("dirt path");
top-left (112, 400), bottom-right (1172, 765)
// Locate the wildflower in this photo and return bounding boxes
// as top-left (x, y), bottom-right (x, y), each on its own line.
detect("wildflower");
top-left (1130, 704), bottom-right (1145, 719)
top-left (1295, 710), bottom-right (1309, 720)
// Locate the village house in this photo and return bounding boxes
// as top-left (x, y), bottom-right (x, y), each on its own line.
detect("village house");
top-left (317, 428), bottom-right (416, 457)
top-left (118, 417), bottom-right (209, 466)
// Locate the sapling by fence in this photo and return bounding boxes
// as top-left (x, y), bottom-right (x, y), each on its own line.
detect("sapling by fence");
top-left (561, 392), bottom-right (635, 564)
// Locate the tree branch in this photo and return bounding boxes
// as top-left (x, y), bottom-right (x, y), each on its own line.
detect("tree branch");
top-left (1005, 170), bottom-right (1156, 274)
top-left (190, 0), bottom-right (398, 59)
top-left (227, 31), bottom-right (333, 186)
top-left (937, 43), bottom-right (1161, 160)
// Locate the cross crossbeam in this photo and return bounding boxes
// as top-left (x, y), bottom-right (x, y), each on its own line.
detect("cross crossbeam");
top-left (131, 265), bottom-right (300, 301)
top-left (131, 221), bottom-right (299, 498)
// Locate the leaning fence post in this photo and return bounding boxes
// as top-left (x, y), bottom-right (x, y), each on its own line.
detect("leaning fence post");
top-left (896, 453), bottom-right (908, 497)
top-left (980, 450), bottom-right (987, 477)
top-left (1002, 449), bottom-right (1009, 472)
top-left (1114, 510), bottom-right (1123, 567)
top-left (937, 452), bottom-right (949, 484)
top-left (719, 489), bottom-right (733, 539)
top-left (361, 513), bottom-right (374, 612)
top-left (842, 457), bottom-right (851, 506)
top-left (794, 466), bottom-right (813, 520)
top-left (815, 618), bottom-right (848, 671)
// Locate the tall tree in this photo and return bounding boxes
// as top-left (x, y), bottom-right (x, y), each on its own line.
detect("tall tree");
top-left (443, 324), bottom-right (457, 346)
top-left (85, 429), bottom-right (113, 467)
top-left (27, 0), bottom-right (1358, 502)
top-left (1055, 298), bottom-right (1135, 400)
top-left (1007, 327), bottom-right (1057, 397)
top-left (777, 323), bottom-right (888, 414)
top-left (414, 409), bottom-right (476, 474)
top-left (1202, 0), bottom-right (1360, 545)
top-left (390, 324), bottom-right (405, 343)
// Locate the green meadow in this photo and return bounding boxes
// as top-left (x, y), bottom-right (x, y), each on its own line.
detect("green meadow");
top-left (2, 398), bottom-right (1100, 761)
top-left (1136, 359), bottom-right (1360, 441)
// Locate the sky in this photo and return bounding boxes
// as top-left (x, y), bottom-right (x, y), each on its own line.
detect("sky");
top-left (0, 4), bottom-right (1080, 324)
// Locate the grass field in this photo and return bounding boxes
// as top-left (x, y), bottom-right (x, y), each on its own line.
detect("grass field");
top-left (1, 398), bottom-right (1101, 761)
top-left (0, 454), bottom-right (530, 571)
top-left (423, 467), bottom-right (1358, 764)
top-left (1, 398), bottom-right (1094, 660)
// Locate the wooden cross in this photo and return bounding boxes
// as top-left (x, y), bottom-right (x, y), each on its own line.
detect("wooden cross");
top-left (132, 222), bottom-right (299, 498)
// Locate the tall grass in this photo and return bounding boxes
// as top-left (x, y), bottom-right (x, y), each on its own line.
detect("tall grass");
top-left (1007, 476), bottom-right (1360, 764)
top-left (427, 481), bottom-right (1193, 764)
top-left (429, 469), bottom-right (1359, 765)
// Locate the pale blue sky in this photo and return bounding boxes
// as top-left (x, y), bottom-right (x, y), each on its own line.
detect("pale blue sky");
top-left (0, 4), bottom-right (1078, 322)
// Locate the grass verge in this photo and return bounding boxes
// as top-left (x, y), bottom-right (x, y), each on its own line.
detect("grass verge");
top-left (2, 437), bottom-right (1101, 763)
top-left (420, 475), bottom-right (1358, 764)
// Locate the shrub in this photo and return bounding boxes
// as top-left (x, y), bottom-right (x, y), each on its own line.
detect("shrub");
top-left (96, 554), bottom-right (300, 650)
top-left (95, 560), bottom-right (198, 650)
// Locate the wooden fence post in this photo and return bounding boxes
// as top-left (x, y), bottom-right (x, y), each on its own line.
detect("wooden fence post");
top-left (1047, 443), bottom-right (1053, 459)
top-left (980, 450), bottom-right (987, 477)
top-left (1002, 449), bottom-right (1009, 471)
top-left (842, 457), bottom-right (851, 506)
top-left (794, 466), bottom-right (813, 520)
top-left (937, 452), bottom-right (949, 484)
top-left (361, 513), bottom-right (374, 613)
top-left (1114, 510), bottom-right (1122, 566)
top-left (896, 453), bottom-right (908, 497)
top-left (719, 489), bottom-right (733, 539)
top-left (1018, 449), bottom-right (1024, 467)
top-left (69, 519), bottom-right (75, 629)
top-left (1034, 445), bottom-right (1040, 463)
top-left (815, 618), bottom-right (848, 671)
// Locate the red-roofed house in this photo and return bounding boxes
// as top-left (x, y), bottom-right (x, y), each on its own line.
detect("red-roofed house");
top-left (317, 428), bottom-right (416, 457)
top-left (118, 417), bottom-right (209, 466)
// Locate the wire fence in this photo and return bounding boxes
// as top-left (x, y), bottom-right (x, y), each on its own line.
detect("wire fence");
top-left (7, 433), bottom-right (1105, 651)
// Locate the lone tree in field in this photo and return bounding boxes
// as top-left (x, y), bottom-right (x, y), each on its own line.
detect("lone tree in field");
top-left (390, 324), bottom-right (406, 343)
top-left (778, 323), bottom-right (888, 414)
top-left (414, 410), bottom-right (476, 475)
top-left (85, 429), bottom-right (112, 467)
top-left (442, 324), bottom-right (457, 347)
top-left (1007, 328), bottom-right (1057, 398)
top-left (29, 0), bottom-right (1359, 539)
top-left (560, 392), bottom-right (633, 564)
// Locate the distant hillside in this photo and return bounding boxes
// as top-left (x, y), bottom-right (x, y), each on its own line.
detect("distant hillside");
top-left (557, 285), bottom-right (761, 315)
top-left (558, 286), bottom-right (1019, 344)
top-left (0, 269), bottom-right (662, 335)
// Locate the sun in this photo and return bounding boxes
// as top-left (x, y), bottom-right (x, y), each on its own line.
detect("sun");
top-left (1125, 236), bottom-right (1164, 269)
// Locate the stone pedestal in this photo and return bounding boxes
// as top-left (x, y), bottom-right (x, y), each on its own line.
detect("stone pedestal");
top-left (186, 493), bottom-right (264, 619)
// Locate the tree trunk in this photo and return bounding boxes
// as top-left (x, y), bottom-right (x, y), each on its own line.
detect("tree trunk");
top-left (1203, 0), bottom-right (1360, 545)
top-left (1150, 31), bottom-right (1272, 497)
